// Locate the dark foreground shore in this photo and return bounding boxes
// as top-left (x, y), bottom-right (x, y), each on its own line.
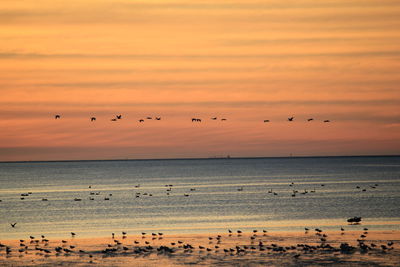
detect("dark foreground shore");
top-left (1, 230), bottom-right (399, 266)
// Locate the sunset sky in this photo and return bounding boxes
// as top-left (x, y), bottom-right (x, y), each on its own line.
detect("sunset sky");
top-left (1, 0), bottom-right (399, 161)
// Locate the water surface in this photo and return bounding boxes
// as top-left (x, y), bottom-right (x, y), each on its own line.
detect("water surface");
top-left (1, 156), bottom-right (399, 239)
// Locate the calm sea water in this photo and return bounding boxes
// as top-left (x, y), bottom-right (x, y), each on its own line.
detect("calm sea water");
top-left (1, 156), bottom-right (399, 240)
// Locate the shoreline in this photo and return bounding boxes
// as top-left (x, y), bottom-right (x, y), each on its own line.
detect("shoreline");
top-left (1, 229), bottom-right (399, 266)
top-left (2, 218), bottom-right (400, 241)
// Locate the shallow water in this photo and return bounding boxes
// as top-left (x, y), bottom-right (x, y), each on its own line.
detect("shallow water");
top-left (1, 156), bottom-right (399, 239)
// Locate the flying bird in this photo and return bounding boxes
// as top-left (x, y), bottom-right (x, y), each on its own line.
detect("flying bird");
top-left (116, 115), bottom-right (122, 119)
top-left (139, 119), bottom-right (144, 122)
top-left (55, 115), bottom-right (61, 119)
top-left (221, 118), bottom-right (227, 121)
top-left (211, 117), bottom-right (217, 120)
top-left (10, 223), bottom-right (17, 228)
top-left (155, 117), bottom-right (161, 120)
top-left (307, 118), bottom-right (314, 121)
top-left (324, 120), bottom-right (330, 123)
top-left (288, 117), bottom-right (294, 121)
top-left (90, 117), bottom-right (96, 121)
top-left (264, 120), bottom-right (270, 123)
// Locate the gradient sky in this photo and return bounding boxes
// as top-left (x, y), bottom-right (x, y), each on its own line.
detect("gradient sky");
top-left (1, 0), bottom-right (400, 161)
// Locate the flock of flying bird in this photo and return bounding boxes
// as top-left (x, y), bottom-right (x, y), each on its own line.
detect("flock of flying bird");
top-left (54, 114), bottom-right (331, 123)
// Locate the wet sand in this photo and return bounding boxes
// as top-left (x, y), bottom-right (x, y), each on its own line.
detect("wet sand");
top-left (1, 230), bottom-right (399, 266)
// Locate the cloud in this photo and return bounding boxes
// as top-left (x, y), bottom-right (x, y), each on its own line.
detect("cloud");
top-left (1, 99), bottom-right (399, 108)
top-left (2, 50), bottom-right (400, 60)
top-left (220, 36), bottom-right (400, 47)
top-left (1, 137), bottom-right (399, 162)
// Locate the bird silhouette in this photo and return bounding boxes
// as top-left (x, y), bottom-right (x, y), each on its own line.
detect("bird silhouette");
top-left (307, 118), bottom-right (314, 121)
top-left (91, 117), bottom-right (96, 121)
top-left (139, 119), bottom-right (144, 122)
top-left (264, 120), bottom-right (270, 123)
top-left (221, 118), bottom-right (227, 121)
top-left (288, 117), bottom-right (294, 121)
top-left (155, 117), bottom-right (161, 120)
top-left (324, 120), bottom-right (330, 123)
top-left (55, 115), bottom-right (61, 119)
top-left (10, 223), bottom-right (17, 228)
top-left (116, 115), bottom-right (122, 119)
top-left (111, 118), bottom-right (117, 121)
top-left (211, 117), bottom-right (217, 120)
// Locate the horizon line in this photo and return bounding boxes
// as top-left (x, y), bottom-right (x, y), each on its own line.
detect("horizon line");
top-left (0, 154), bottom-right (399, 164)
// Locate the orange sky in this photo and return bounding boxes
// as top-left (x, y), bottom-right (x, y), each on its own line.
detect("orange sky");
top-left (1, 0), bottom-right (399, 161)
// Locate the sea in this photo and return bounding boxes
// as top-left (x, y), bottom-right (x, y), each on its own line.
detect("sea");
top-left (1, 156), bottom-right (399, 240)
